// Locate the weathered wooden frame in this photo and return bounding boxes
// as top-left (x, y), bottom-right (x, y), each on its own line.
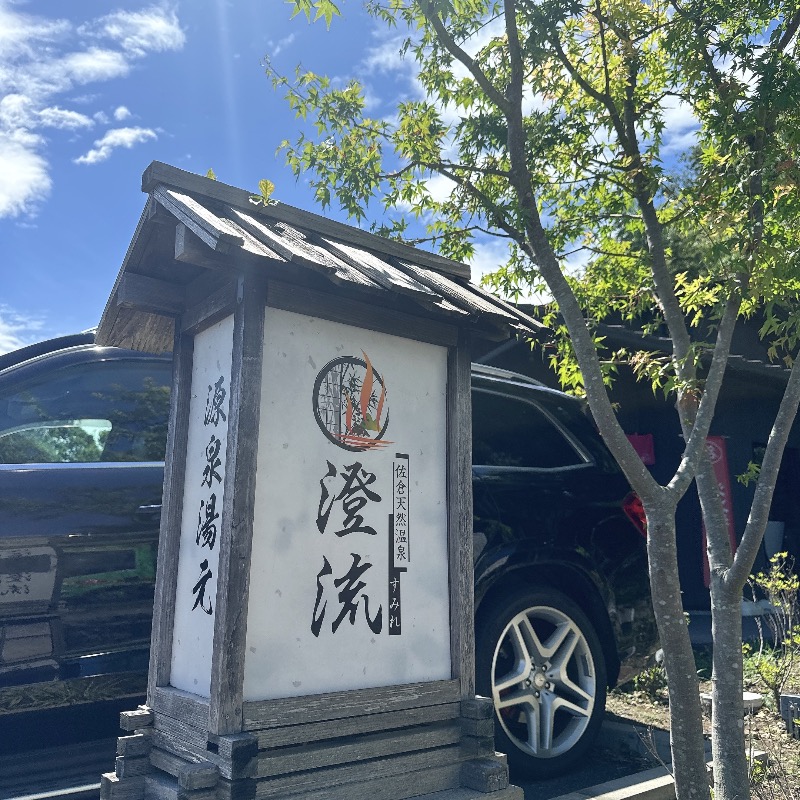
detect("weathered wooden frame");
top-left (146, 273), bottom-right (474, 739)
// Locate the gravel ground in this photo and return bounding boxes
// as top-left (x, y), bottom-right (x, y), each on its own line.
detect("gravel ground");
top-left (518, 738), bottom-right (658, 800)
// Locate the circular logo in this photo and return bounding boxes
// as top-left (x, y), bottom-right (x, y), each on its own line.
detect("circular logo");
top-left (705, 439), bottom-right (724, 465)
top-left (312, 351), bottom-right (390, 451)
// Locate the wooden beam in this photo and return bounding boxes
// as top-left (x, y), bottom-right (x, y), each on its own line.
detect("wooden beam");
top-left (175, 221), bottom-right (282, 278)
top-left (154, 185), bottom-right (241, 253)
top-left (255, 703), bottom-right (460, 749)
top-left (243, 679), bottom-right (460, 730)
top-left (322, 238), bottom-right (440, 301)
top-left (251, 744), bottom-right (464, 798)
top-left (181, 279), bottom-right (239, 337)
top-left (254, 721), bottom-right (461, 778)
top-left (266, 279), bottom-right (459, 349)
top-left (116, 273), bottom-right (185, 316)
top-left (98, 305), bottom-right (176, 355)
top-left (174, 222), bottom-right (229, 270)
top-left (146, 195), bottom-right (175, 225)
top-left (227, 209), bottom-right (374, 289)
top-left (97, 203), bottom-right (160, 349)
top-left (151, 687), bottom-right (210, 732)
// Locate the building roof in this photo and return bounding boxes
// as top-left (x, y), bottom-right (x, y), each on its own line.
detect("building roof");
top-left (96, 161), bottom-right (542, 353)
top-left (594, 321), bottom-right (793, 383)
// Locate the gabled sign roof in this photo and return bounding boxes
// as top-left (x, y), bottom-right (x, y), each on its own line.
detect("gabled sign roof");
top-left (97, 161), bottom-right (542, 352)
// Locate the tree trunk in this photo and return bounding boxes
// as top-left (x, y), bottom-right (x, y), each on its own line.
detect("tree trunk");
top-left (709, 578), bottom-right (750, 800)
top-left (695, 451), bottom-right (753, 800)
top-left (647, 505), bottom-right (710, 800)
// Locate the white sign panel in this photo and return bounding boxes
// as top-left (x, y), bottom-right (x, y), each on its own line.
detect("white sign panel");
top-left (244, 308), bottom-right (451, 700)
top-left (170, 315), bottom-right (233, 697)
top-left (0, 547), bottom-right (56, 607)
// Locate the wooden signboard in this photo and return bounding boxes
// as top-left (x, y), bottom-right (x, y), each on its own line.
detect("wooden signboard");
top-left (170, 315), bottom-right (234, 698)
top-left (244, 309), bottom-right (451, 700)
top-left (96, 162), bottom-right (537, 800)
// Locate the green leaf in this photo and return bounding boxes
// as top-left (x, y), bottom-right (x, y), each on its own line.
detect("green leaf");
top-left (258, 178), bottom-right (276, 203)
top-left (286, 0), bottom-right (341, 28)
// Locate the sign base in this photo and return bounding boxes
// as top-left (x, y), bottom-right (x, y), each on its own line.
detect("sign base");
top-left (101, 699), bottom-right (523, 800)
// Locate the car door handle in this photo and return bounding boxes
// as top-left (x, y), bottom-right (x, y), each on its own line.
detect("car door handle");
top-left (136, 504), bottom-right (162, 516)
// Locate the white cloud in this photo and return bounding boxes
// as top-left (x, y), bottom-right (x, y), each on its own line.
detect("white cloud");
top-left (0, 93), bottom-right (35, 129)
top-left (424, 173), bottom-right (456, 204)
top-left (270, 33), bottom-right (295, 57)
top-left (663, 128), bottom-right (699, 155)
top-left (662, 96), bottom-right (696, 131)
top-left (391, 171), bottom-right (456, 214)
top-left (563, 247), bottom-right (591, 277)
top-left (0, 2), bottom-right (185, 218)
top-left (38, 106), bottom-right (94, 130)
top-left (0, 4), bottom-right (69, 64)
top-left (469, 237), bottom-right (511, 284)
top-left (362, 34), bottom-right (409, 74)
top-left (61, 47), bottom-right (131, 84)
top-left (360, 16), bottom-right (504, 81)
top-left (0, 130), bottom-right (50, 217)
top-left (74, 126), bottom-right (157, 165)
top-left (358, 19), bottom-right (522, 138)
top-left (661, 96), bottom-right (699, 154)
top-left (0, 307), bottom-right (44, 355)
top-left (80, 7), bottom-right (186, 57)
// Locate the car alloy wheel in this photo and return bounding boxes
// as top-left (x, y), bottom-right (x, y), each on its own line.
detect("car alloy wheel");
top-left (476, 588), bottom-right (607, 777)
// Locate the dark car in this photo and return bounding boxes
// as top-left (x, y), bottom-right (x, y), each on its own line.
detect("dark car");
top-left (0, 334), bottom-right (656, 777)
top-left (470, 363), bottom-right (655, 775)
top-left (0, 333), bottom-right (170, 715)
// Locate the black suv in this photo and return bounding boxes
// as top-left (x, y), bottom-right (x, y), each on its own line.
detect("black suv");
top-left (0, 334), bottom-right (656, 777)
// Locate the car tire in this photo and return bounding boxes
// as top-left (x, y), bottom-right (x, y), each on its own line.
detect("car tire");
top-left (476, 587), bottom-right (607, 778)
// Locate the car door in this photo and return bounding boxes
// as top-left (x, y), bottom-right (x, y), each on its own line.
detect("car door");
top-left (0, 349), bottom-right (170, 703)
top-left (471, 387), bottom-right (596, 556)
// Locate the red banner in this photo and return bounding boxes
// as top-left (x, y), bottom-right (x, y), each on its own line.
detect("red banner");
top-left (702, 436), bottom-right (737, 587)
top-left (626, 433), bottom-right (655, 465)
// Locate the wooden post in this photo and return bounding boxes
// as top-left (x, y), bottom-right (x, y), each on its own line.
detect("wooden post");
top-left (448, 330), bottom-right (475, 699)
top-left (209, 273), bottom-right (266, 735)
top-left (147, 331), bottom-right (195, 702)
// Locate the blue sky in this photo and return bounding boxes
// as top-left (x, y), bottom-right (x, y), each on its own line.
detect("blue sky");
top-left (0, 1), bottom-right (424, 351)
top-left (1, 1), bottom-right (701, 354)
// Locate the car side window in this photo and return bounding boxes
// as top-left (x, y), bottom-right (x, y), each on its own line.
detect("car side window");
top-left (472, 388), bottom-right (585, 469)
top-left (0, 359), bottom-right (171, 465)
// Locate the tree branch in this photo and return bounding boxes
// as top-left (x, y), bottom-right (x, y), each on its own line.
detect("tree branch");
top-left (633, 191), bottom-right (694, 367)
top-left (548, 32), bottom-right (631, 151)
top-left (416, 0), bottom-right (511, 115)
top-left (434, 166), bottom-right (527, 246)
top-left (668, 293), bottom-right (742, 499)
top-left (497, 5), bottom-right (664, 502)
top-left (728, 352), bottom-right (800, 589)
top-left (668, 0), bottom-right (745, 127)
top-left (771, 10), bottom-right (800, 54)
top-left (595, 0), bottom-right (613, 101)
top-left (383, 159), bottom-right (512, 181)
top-left (623, 52), bottom-right (640, 148)
top-left (398, 224), bottom-right (513, 247)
